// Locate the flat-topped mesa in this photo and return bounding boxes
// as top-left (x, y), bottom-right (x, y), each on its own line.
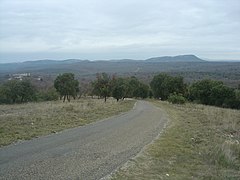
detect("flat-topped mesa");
top-left (145, 54), bottom-right (205, 62)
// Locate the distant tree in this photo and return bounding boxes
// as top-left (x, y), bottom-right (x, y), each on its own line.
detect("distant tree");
top-left (124, 76), bottom-right (149, 98)
top-left (210, 84), bottom-right (235, 107)
top-left (112, 84), bottom-right (125, 101)
top-left (91, 81), bottom-right (101, 98)
top-left (2, 80), bottom-right (20, 103)
top-left (150, 73), bottom-right (186, 100)
top-left (37, 88), bottom-right (59, 101)
top-left (0, 80), bottom-right (36, 103)
top-left (92, 73), bottom-right (112, 102)
top-left (127, 76), bottom-right (140, 98)
top-left (189, 79), bottom-right (237, 108)
top-left (18, 80), bottom-right (37, 102)
top-left (133, 83), bottom-right (149, 99)
top-left (111, 77), bottom-right (125, 101)
top-left (54, 73), bottom-right (79, 102)
top-left (150, 73), bottom-right (166, 99)
top-left (189, 79), bottom-right (221, 104)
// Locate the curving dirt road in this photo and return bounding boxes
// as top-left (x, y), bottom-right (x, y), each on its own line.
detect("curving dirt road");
top-left (0, 101), bottom-right (167, 180)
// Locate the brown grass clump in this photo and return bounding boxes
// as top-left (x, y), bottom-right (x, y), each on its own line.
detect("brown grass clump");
top-left (111, 101), bottom-right (240, 180)
top-left (0, 98), bottom-right (135, 147)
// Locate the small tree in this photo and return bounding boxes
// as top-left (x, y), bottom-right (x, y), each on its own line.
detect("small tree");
top-left (1, 80), bottom-right (36, 103)
top-left (37, 88), bottom-right (59, 101)
top-left (133, 83), bottom-right (149, 99)
top-left (92, 73), bottom-right (111, 102)
top-left (18, 80), bottom-right (37, 102)
top-left (111, 77), bottom-right (126, 101)
top-left (127, 76), bottom-right (140, 98)
top-left (112, 85), bottom-right (124, 101)
top-left (54, 73), bottom-right (79, 102)
top-left (2, 80), bottom-right (20, 103)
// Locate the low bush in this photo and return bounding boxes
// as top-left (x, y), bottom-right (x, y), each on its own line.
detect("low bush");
top-left (168, 93), bottom-right (186, 104)
top-left (37, 88), bottom-right (59, 101)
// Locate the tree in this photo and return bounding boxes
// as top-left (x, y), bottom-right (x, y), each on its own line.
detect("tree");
top-left (54, 73), bottom-right (79, 102)
top-left (92, 73), bottom-right (112, 102)
top-left (2, 80), bottom-right (20, 103)
top-left (188, 79), bottom-right (221, 104)
top-left (189, 79), bottom-right (236, 108)
top-left (37, 88), bottom-right (59, 101)
top-left (120, 76), bottom-right (149, 99)
top-left (150, 73), bottom-right (186, 100)
top-left (210, 84), bottom-right (235, 107)
top-left (0, 80), bottom-right (36, 104)
top-left (111, 77), bottom-right (125, 101)
top-left (112, 84), bottom-right (125, 101)
top-left (133, 83), bottom-right (149, 99)
top-left (127, 76), bottom-right (140, 98)
top-left (18, 80), bottom-right (37, 102)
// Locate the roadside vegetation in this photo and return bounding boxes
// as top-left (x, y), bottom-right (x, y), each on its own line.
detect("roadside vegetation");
top-left (1, 72), bottom-right (239, 109)
top-left (111, 100), bottom-right (240, 179)
top-left (150, 73), bottom-right (240, 109)
top-left (0, 71), bottom-right (239, 150)
top-left (0, 98), bottom-right (135, 147)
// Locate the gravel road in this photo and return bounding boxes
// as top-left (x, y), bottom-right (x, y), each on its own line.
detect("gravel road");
top-left (0, 101), bottom-right (168, 180)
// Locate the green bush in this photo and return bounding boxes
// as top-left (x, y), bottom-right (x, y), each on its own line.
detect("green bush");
top-left (150, 73), bottom-right (186, 100)
top-left (0, 80), bottom-right (37, 104)
top-left (188, 79), bottom-right (239, 109)
top-left (168, 93), bottom-right (186, 104)
top-left (37, 89), bottom-right (59, 101)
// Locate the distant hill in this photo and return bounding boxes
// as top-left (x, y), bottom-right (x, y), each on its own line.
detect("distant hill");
top-left (23, 59), bottom-right (86, 64)
top-left (146, 55), bottom-right (205, 62)
top-left (0, 54), bottom-right (239, 88)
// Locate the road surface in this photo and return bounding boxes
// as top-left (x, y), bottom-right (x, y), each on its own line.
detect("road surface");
top-left (0, 101), bottom-right (167, 180)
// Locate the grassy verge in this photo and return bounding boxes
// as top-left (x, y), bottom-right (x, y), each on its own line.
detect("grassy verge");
top-left (0, 98), bottom-right (135, 147)
top-left (111, 100), bottom-right (240, 179)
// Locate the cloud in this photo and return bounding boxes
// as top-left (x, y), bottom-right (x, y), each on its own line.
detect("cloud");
top-left (0, 0), bottom-right (240, 62)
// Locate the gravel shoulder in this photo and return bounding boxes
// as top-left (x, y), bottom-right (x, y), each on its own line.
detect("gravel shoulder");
top-left (0, 101), bottom-right (168, 180)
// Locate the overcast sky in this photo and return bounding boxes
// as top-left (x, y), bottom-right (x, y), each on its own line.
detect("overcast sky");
top-left (0, 0), bottom-right (240, 63)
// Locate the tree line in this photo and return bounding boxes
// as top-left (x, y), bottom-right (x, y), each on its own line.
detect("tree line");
top-left (91, 73), bottom-right (149, 102)
top-left (0, 72), bottom-right (239, 109)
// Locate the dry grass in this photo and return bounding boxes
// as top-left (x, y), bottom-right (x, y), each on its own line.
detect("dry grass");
top-left (0, 98), bottom-right (135, 147)
top-left (111, 101), bottom-right (240, 180)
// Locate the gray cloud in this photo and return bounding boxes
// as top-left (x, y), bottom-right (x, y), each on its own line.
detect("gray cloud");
top-left (0, 0), bottom-right (240, 62)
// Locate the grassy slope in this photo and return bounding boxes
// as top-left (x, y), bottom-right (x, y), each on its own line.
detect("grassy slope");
top-left (111, 101), bottom-right (240, 180)
top-left (0, 98), bottom-right (135, 147)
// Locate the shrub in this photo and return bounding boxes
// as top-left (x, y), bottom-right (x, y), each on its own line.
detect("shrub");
top-left (37, 89), bottom-right (59, 101)
top-left (168, 93), bottom-right (186, 104)
top-left (0, 80), bottom-right (37, 104)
